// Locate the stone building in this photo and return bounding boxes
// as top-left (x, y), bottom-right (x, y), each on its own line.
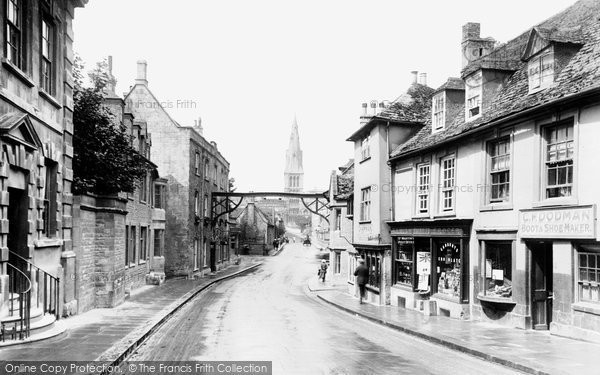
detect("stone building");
top-left (327, 160), bottom-right (356, 293)
top-left (69, 57), bottom-right (166, 314)
top-left (0, 0), bottom-right (87, 342)
top-left (345, 80), bottom-right (433, 306)
top-left (125, 61), bottom-right (232, 277)
top-left (387, 0), bottom-right (600, 342)
top-left (235, 201), bottom-right (275, 255)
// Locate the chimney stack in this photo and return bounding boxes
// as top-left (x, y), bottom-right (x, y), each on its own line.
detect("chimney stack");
top-left (418, 73), bottom-right (427, 86)
top-left (411, 71), bottom-right (418, 84)
top-left (210, 141), bottom-right (217, 150)
top-left (136, 60), bottom-right (148, 85)
top-left (194, 116), bottom-right (203, 135)
top-left (462, 22), bottom-right (481, 42)
top-left (361, 102), bottom-right (368, 115)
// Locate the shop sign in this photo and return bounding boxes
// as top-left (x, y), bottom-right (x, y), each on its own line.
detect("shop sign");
top-left (520, 205), bottom-right (596, 239)
top-left (391, 227), bottom-right (465, 237)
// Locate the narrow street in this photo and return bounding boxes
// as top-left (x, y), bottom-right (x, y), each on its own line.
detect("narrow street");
top-left (127, 244), bottom-right (521, 375)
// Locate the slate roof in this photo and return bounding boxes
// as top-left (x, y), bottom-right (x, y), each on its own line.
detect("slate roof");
top-left (391, 0), bottom-right (600, 160)
top-left (347, 83), bottom-right (435, 141)
top-left (433, 78), bottom-right (465, 94)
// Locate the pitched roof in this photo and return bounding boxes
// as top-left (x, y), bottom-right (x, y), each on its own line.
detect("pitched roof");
top-left (391, 0), bottom-right (600, 159)
top-left (433, 77), bottom-right (465, 94)
top-left (347, 83), bottom-right (435, 141)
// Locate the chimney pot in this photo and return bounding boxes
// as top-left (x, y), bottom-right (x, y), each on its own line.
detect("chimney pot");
top-left (419, 73), bottom-right (427, 86)
top-left (136, 59), bottom-right (148, 85)
top-left (411, 71), bottom-right (418, 84)
top-left (462, 23), bottom-right (481, 42)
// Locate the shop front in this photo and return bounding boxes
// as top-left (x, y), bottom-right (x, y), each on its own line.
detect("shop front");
top-left (388, 220), bottom-right (472, 318)
top-left (352, 244), bottom-right (390, 305)
top-left (517, 205), bottom-right (600, 342)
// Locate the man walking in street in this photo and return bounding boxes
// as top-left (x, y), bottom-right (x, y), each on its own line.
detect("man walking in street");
top-left (354, 258), bottom-right (369, 304)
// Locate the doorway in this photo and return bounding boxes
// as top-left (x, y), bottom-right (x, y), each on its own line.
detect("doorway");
top-left (210, 243), bottom-right (216, 272)
top-left (7, 187), bottom-right (29, 265)
top-left (530, 242), bottom-right (553, 330)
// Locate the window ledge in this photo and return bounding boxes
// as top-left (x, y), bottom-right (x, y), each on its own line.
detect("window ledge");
top-left (531, 197), bottom-right (578, 208)
top-left (431, 292), bottom-right (462, 304)
top-left (347, 280), bottom-right (355, 285)
top-left (392, 284), bottom-right (414, 292)
top-left (2, 59), bottom-right (35, 87)
top-left (433, 212), bottom-right (456, 219)
top-left (412, 213), bottom-right (431, 219)
top-left (138, 260), bottom-right (147, 265)
top-left (359, 220), bottom-right (372, 224)
top-left (39, 89), bottom-right (62, 109)
top-left (34, 238), bottom-right (63, 248)
top-left (366, 285), bottom-right (380, 294)
top-left (480, 204), bottom-right (513, 212)
top-left (572, 302), bottom-right (600, 316)
top-left (359, 156), bottom-right (372, 164)
top-left (477, 294), bottom-right (516, 305)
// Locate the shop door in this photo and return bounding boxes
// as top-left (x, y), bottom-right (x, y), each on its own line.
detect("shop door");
top-left (531, 242), bottom-right (553, 330)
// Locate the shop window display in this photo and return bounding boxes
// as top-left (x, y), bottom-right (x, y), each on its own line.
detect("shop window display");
top-left (483, 242), bottom-right (512, 298)
top-left (394, 237), bottom-right (414, 286)
top-left (436, 242), bottom-right (461, 298)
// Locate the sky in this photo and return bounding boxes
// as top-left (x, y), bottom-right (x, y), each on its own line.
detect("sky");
top-left (73, 0), bottom-right (576, 192)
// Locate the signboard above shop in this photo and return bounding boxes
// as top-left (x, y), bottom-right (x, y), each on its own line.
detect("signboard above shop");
top-left (519, 205), bottom-right (596, 239)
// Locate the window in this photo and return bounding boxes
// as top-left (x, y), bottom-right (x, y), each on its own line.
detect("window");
top-left (140, 174), bottom-right (147, 202)
top-left (488, 138), bottom-right (511, 203)
top-left (360, 187), bottom-right (371, 222)
top-left (204, 159), bottom-right (210, 180)
top-left (333, 251), bottom-right (341, 274)
top-left (544, 121), bottom-right (574, 199)
top-left (213, 165), bottom-right (218, 182)
top-left (347, 198), bottom-right (354, 217)
top-left (203, 240), bottom-right (208, 268)
top-left (361, 135), bottom-right (370, 160)
top-left (153, 229), bottom-right (164, 257)
top-left (126, 226), bottom-right (136, 265)
top-left (578, 249), bottom-right (600, 303)
top-left (440, 156), bottom-right (455, 212)
top-left (528, 52), bottom-right (554, 92)
top-left (154, 183), bottom-right (165, 209)
top-left (364, 252), bottom-right (381, 291)
top-left (40, 17), bottom-right (54, 93)
top-left (435, 241), bottom-right (462, 298)
top-left (203, 195), bottom-right (209, 217)
top-left (481, 241), bottom-right (512, 299)
top-left (335, 208), bottom-right (341, 231)
top-left (416, 163), bottom-right (430, 214)
top-left (5, 0), bottom-right (24, 69)
top-left (394, 237), bottom-right (414, 286)
top-left (348, 256), bottom-right (357, 283)
top-left (195, 153), bottom-right (200, 175)
top-left (432, 94), bottom-right (445, 131)
top-left (140, 226), bottom-right (147, 262)
top-left (465, 71), bottom-right (482, 119)
top-left (194, 239), bottom-right (199, 270)
top-left (42, 159), bottom-right (57, 237)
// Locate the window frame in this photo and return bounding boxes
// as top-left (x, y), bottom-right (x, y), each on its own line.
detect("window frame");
top-left (42, 158), bottom-right (58, 238)
top-left (479, 240), bottom-right (514, 301)
top-left (139, 226), bottom-right (147, 263)
top-left (432, 93), bottom-right (445, 132)
top-left (439, 155), bottom-right (456, 213)
top-left (486, 137), bottom-right (512, 205)
top-left (393, 237), bottom-right (415, 288)
top-left (153, 229), bottom-right (164, 257)
top-left (40, 14), bottom-right (55, 94)
top-left (542, 119), bottom-right (575, 200)
top-left (415, 163), bottom-right (431, 215)
top-left (361, 135), bottom-right (371, 161)
top-left (5, 0), bottom-right (25, 71)
top-left (528, 49), bottom-right (555, 93)
top-left (577, 246), bottom-right (600, 304)
top-left (139, 173), bottom-right (148, 203)
top-left (335, 208), bottom-right (342, 231)
top-left (359, 187), bottom-right (371, 223)
top-left (465, 71), bottom-right (482, 120)
top-left (195, 152), bottom-right (201, 176)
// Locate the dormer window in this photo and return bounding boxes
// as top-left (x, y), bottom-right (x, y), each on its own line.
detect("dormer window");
top-left (528, 50), bottom-right (554, 93)
top-left (465, 71), bottom-right (482, 120)
top-left (432, 93), bottom-right (445, 132)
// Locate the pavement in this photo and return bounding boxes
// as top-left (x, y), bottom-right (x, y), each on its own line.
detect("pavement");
top-left (0, 256), bottom-right (263, 365)
top-left (308, 277), bottom-right (600, 375)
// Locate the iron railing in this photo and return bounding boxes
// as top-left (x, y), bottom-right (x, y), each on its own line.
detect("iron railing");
top-left (8, 251), bottom-right (60, 320)
top-left (5, 263), bottom-right (31, 339)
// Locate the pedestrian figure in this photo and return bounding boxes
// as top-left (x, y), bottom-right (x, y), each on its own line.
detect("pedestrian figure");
top-left (354, 259), bottom-right (369, 304)
top-left (318, 259), bottom-right (328, 282)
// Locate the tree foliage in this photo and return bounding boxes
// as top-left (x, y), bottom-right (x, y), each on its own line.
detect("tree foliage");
top-left (73, 57), bottom-right (153, 195)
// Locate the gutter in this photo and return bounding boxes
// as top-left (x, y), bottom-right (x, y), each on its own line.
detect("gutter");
top-left (388, 85), bottom-right (600, 163)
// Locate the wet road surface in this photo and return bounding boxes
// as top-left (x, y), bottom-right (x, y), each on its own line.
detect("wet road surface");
top-left (127, 244), bottom-right (522, 375)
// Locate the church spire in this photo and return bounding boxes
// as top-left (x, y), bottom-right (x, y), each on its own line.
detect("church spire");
top-left (284, 115), bottom-right (304, 193)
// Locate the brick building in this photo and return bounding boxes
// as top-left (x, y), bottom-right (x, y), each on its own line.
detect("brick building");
top-left (125, 61), bottom-right (232, 277)
top-left (0, 0), bottom-right (87, 342)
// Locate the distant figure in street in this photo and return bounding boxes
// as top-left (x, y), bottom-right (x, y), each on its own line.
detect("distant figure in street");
top-left (318, 259), bottom-right (328, 282)
top-left (273, 238), bottom-right (279, 250)
top-left (354, 259), bottom-right (369, 304)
